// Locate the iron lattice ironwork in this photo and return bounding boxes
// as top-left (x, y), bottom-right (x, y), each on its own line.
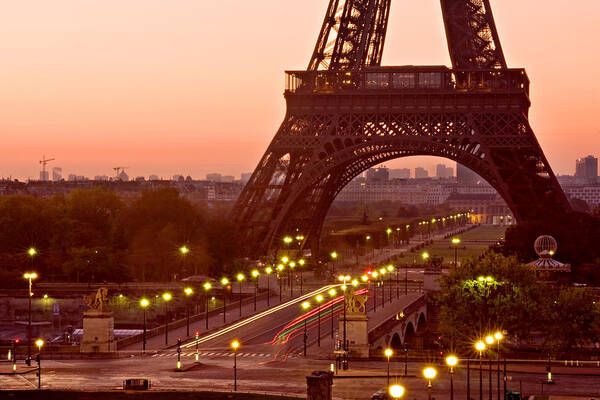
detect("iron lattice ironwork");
top-left (232, 0), bottom-right (570, 257)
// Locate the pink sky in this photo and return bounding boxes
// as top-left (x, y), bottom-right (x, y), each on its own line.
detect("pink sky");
top-left (1, 1), bottom-right (599, 180)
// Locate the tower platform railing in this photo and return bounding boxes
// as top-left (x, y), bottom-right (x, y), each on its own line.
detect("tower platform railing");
top-left (285, 66), bottom-right (529, 95)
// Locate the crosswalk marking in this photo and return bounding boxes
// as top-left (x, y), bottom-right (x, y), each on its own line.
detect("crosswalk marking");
top-left (147, 351), bottom-right (274, 358)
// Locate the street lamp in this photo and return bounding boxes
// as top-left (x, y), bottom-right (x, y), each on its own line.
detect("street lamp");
top-left (328, 289), bottom-right (337, 338)
top-left (265, 267), bottom-right (273, 306)
top-left (231, 340), bottom-right (240, 391)
top-left (251, 269), bottom-right (259, 311)
top-left (277, 264), bottom-right (284, 302)
top-left (451, 238), bottom-right (461, 266)
top-left (486, 335), bottom-right (494, 400)
top-left (379, 268), bottom-right (386, 309)
top-left (388, 384), bottom-right (405, 399)
top-left (446, 355), bottom-right (458, 400)
top-left (298, 259), bottom-right (305, 293)
top-left (221, 278), bottom-right (229, 324)
top-left (23, 272), bottom-right (38, 365)
top-left (315, 294), bottom-right (324, 346)
top-left (236, 273), bottom-right (245, 317)
top-left (301, 301), bottom-right (310, 356)
top-left (340, 284), bottom-right (348, 370)
top-left (184, 287), bottom-right (193, 337)
top-left (476, 341), bottom-right (486, 400)
top-left (289, 262), bottom-right (296, 297)
top-left (384, 348), bottom-right (393, 386)
top-left (140, 298), bottom-right (149, 353)
top-left (330, 251), bottom-right (338, 275)
top-left (494, 331), bottom-right (504, 400)
top-left (35, 338), bottom-right (44, 390)
top-left (162, 292), bottom-right (172, 345)
top-left (203, 282), bottom-right (212, 329)
top-left (423, 367), bottom-right (437, 400)
top-left (372, 271), bottom-right (379, 311)
top-left (422, 252), bottom-right (429, 262)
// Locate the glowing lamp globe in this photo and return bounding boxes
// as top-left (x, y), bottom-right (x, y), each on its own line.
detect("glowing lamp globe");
top-left (534, 235), bottom-right (557, 258)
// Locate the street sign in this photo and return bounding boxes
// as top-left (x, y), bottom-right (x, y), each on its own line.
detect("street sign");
top-left (53, 303), bottom-right (60, 316)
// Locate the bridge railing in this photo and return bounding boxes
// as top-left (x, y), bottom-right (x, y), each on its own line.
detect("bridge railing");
top-left (285, 67), bottom-right (529, 95)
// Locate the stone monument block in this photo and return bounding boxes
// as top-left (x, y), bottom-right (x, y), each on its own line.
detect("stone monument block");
top-left (80, 287), bottom-right (115, 353)
top-left (338, 291), bottom-right (370, 358)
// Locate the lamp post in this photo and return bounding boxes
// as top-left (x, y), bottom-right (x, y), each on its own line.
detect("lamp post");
top-left (289, 262), bottom-right (295, 297)
top-left (236, 274), bottom-right (245, 317)
top-left (451, 238), bottom-right (461, 266)
top-left (384, 348), bottom-right (393, 387)
top-left (277, 264), bottom-right (284, 303)
top-left (203, 282), bottom-right (212, 329)
top-left (328, 289), bottom-right (337, 338)
top-left (378, 268), bottom-right (386, 309)
top-left (184, 287), bottom-right (193, 337)
top-left (251, 270), bottom-right (259, 311)
top-left (388, 384), bottom-right (405, 399)
top-left (302, 301), bottom-right (310, 356)
top-left (476, 341), bottom-right (486, 400)
top-left (23, 271), bottom-right (38, 365)
top-left (372, 272), bottom-right (378, 311)
top-left (298, 259), bottom-right (305, 293)
top-left (423, 367), bottom-right (437, 400)
top-left (231, 340), bottom-right (240, 391)
top-left (162, 293), bottom-right (172, 345)
top-left (341, 284), bottom-right (348, 370)
top-left (387, 265), bottom-right (394, 303)
top-left (140, 298), bottom-right (149, 353)
top-left (494, 331), bottom-right (503, 400)
top-left (221, 278), bottom-right (229, 324)
top-left (446, 355), bottom-right (458, 400)
top-left (35, 339), bottom-right (44, 390)
top-left (330, 251), bottom-right (338, 275)
top-left (486, 335), bottom-right (494, 400)
top-left (265, 267), bottom-right (272, 307)
top-left (316, 294), bottom-right (323, 346)
top-left (179, 245), bottom-right (189, 277)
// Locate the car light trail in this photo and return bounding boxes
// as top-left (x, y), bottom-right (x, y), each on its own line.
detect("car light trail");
top-left (271, 288), bottom-right (368, 344)
top-left (181, 284), bottom-right (339, 348)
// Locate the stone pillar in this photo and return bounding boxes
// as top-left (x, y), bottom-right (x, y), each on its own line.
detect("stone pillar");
top-left (338, 292), bottom-right (370, 359)
top-left (306, 371), bottom-right (333, 400)
top-left (80, 310), bottom-right (115, 353)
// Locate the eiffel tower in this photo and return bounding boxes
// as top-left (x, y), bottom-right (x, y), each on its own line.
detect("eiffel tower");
top-left (232, 0), bottom-right (570, 257)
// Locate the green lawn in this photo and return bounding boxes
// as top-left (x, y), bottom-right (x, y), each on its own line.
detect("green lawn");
top-left (458, 225), bottom-right (508, 241)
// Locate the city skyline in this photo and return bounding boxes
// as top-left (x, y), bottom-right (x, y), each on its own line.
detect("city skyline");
top-left (2, 1), bottom-right (599, 180)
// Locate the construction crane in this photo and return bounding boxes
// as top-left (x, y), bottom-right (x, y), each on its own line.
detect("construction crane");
top-left (39, 155), bottom-right (55, 181)
top-left (113, 166), bottom-right (130, 181)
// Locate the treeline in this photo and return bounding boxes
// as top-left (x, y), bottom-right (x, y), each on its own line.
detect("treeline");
top-left (0, 188), bottom-right (240, 286)
top-left (437, 253), bottom-right (600, 358)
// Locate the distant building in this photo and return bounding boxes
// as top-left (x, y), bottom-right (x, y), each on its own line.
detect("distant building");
top-left (389, 168), bottom-right (411, 179)
top-left (366, 167), bottom-right (389, 182)
top-left (135, 176), bottom-right (145, 182)
top-left (456, 163), bottom-right (481, 185)
top-left (68, 174), bottom-right (77, 182)
top-left (206, 173), bottom-right (222, 182)
top-left (575, 155), bottom-right (598, 183)
top-left (172, 175), bottom-right (184, 182)
top-left (149, 175), bottom-right (159, 181)
top-left (415, 167), bottom-right (429, 179)
top-left (39, 171), bottom-right (49, 181)
top-left (436, 164), bottom-right (454, 178)
top-left (241, 172), bottom-right (253, 183)
top-left (94, 175), bottom-right (109, 181)
top-left (52, 167), bottom-right (62, 182)
top-left (221, 175), bottom-right (235, 183)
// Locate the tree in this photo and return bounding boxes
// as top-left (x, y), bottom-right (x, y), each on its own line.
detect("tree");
top-left (436, 253), bottom-right (546, 349)
top-left (543, 287), bottom-right (600, 358)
